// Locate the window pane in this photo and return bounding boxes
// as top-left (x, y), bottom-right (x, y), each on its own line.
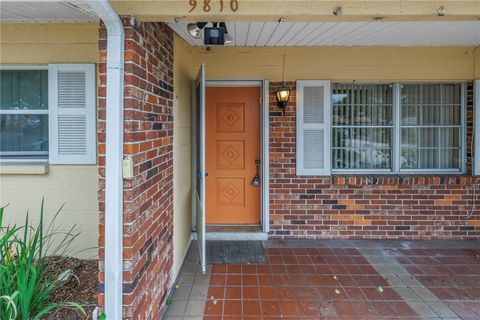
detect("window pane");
top-left (422, 84), bottom-right (441, 104)
top-left (0, 114), bottom-right (48, 152)
top-left (332, 83), bottom-right (393, 170)
top-left (441, 83), bottom-right (461, 104)
top-left (439, 149), bottom-right (460, 169)
top-left (419, 128), bottom-right (439, 147)
top-left (333, 128), bottom-right (391, 149)
top-left (333, 148), bottom-right (391, 169)
top-left (401, 149), bottom-right (418, 169)
top-left (400, 83), bottom-right (463, 171)
top-left (439, 128), bottom-right (460, 148)
top-left (401, 128), bottom-right (417, 147)
top-left (420, 104), bottom-right (441, 125)
top-left (401, 105), bottom-right (418, 125)
top-left (0, 70), bottom-right (48, 110)
top-left (441, 105), bottom-right (461, 125)
top-left (419, 149), bottom-right (439, 169)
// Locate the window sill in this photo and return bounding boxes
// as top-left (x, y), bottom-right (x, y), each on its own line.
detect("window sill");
top-left (0, 162), bottom-right (49, 175)
top-left (331, 174), bottom-right (473, 186)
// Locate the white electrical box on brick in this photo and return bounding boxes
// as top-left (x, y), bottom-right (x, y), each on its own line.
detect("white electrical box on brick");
top-left (123, 156), bottom-right (134, 180)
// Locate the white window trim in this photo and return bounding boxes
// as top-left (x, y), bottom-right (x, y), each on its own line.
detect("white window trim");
top-left (328, 82), bottom-right (467, 175)
top-left (296, 80), bottom-right (331, 176)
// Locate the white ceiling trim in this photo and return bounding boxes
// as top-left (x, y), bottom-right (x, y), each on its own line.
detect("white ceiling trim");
top-left (168, 21), bottom-right (480, 47)
top-left (0, 1), bottom-right (98, 23)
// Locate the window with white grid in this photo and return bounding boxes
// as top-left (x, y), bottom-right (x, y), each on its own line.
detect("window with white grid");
top-left (325, 82), bottom-right (466, 174)
top-left (331, 83), bottom-right (394, 171)
top-left (400, 83), bottom-right (463, 171)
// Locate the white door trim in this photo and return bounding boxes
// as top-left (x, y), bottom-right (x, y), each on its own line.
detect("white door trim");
top-left (204, 79), bottom-right (270, 234)
top-left (475, 80), bottom-right (480, 176)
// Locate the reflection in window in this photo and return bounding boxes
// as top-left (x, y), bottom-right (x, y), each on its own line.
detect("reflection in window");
top-left (400, 84), bottom-right (462, 170)
top-left (332, 83), bottom-right (393, 170)
top-left (0, 70), bottom-right (48, 159)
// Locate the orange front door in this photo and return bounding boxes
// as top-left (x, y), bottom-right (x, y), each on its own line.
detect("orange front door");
top-left (205, 86), bottom-right (261, 225)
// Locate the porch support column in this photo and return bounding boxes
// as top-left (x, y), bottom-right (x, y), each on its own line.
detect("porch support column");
top-left (88, 0), bottom-right (125, 318)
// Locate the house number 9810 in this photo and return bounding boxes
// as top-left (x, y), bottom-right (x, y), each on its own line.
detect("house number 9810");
top-left (189, 0), bottom-right (239, 12)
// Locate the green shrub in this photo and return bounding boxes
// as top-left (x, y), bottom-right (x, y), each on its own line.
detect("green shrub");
top-left (0, 200), bottom-right (86, 320)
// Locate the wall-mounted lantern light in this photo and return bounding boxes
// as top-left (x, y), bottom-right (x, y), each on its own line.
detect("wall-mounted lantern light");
top-left (276, 87), bottom-right (290, 115)
top-left (275, 53), bottom-right (290, 115)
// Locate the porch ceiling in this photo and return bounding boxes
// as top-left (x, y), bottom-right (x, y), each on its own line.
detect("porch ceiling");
top-left (168, 21), bottom-right (480, 47)
top-left (0, 1), bottom-right (98, 23)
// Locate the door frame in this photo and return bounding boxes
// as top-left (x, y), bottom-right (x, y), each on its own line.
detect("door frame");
top-left (192, 79), bottom-right (270, 234)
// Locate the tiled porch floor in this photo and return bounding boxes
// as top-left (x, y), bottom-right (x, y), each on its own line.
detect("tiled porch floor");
top-left (165, 240), bottom-right (480, 319)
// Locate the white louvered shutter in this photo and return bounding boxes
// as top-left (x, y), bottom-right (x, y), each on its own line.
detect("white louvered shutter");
top-left (48, 64), bottom-right (96, 164)
top-left (296, 80), bottom-right (331, 175)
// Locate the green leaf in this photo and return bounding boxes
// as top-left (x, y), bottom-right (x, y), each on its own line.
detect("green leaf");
top-left (34, 301), bottom-right (86, 320)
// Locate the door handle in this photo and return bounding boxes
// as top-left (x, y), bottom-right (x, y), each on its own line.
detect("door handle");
top-left (252, 158), bottom-right (261, 186)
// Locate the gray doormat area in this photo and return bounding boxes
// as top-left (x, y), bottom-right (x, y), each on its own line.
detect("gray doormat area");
top-left (206, 240), bottom-right (266, 264)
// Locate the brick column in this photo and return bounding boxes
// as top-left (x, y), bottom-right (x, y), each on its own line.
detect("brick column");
top-left (98, 17), bottom-right (174, 319)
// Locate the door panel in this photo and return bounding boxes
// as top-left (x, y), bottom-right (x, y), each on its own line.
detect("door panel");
top-left (194, 64), bottom-right (206, 274)
top-left (206, 86), bottom-right (261, 225)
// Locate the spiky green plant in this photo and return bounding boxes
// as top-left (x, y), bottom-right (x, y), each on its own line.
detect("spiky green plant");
top-left (0, 200), bottom-right (86, 320)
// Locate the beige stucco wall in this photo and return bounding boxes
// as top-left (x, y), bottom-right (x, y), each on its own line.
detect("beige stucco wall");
top-left (193, 46), bottom-right (477, 81)
top-left (172, 34), bottom-right (194, 278)
top-left (0, 23), bottom-right (99, 258)
top-left (474, 47), bottom-right (480, 79)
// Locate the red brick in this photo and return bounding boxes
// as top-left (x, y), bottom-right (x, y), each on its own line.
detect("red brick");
top-left (268, 81), bottom-right (479, 241)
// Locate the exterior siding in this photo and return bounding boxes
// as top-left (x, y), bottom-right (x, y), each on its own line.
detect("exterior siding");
top-left (269, 82), bottom-right (480, 240)
top-left (194, 47), bottom-right (476, 82)
top-left (98, 18), bottom-right (174, 319)
top-left (0, 23), bottom-right (99, 258)
top-left (172, 35), bottom-right (194, 280)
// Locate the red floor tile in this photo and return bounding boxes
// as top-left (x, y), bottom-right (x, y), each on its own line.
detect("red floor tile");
top-left (223, 300), bottom-right (242, 315)
top-left (242, 300), bottom-right (261, 315)
top-left (261, 300), bottom-right (280, 316)
top-left (225, 286), bottom-right (241, 300)
top-left (191, 246), bottom-right (480, 318)
top-left (242, 286), bottom-right (260, 300)
top-left (278, 300), bottom-right (300, 316)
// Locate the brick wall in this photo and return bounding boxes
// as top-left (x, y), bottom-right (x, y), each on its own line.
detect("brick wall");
top-left (98, 18), bottom-right (174, 319)
top-left (269, 81), bottom-right (480, 240)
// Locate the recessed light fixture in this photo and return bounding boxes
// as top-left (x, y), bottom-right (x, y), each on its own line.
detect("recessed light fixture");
top-left (187, 23), bottom-right (202, 39)
top-left (333, 6), bottom-right (343, 16)
top-left (437, 5), bottom-right (447, 16)
top-left (187, 22), bottom-right (233, 45)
